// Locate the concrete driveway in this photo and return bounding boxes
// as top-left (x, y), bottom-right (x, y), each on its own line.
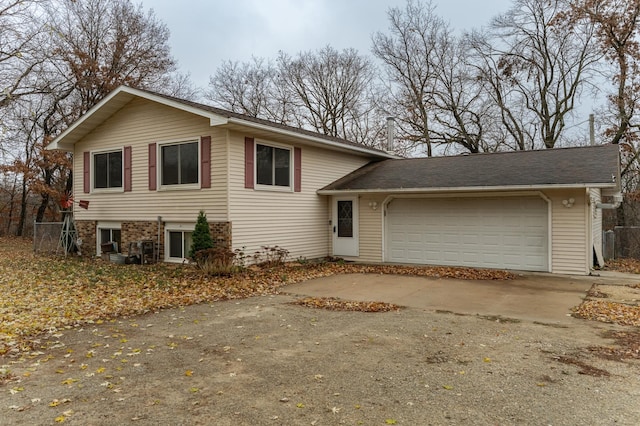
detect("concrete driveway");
top-left (283, 271), bottom-right (639, 324)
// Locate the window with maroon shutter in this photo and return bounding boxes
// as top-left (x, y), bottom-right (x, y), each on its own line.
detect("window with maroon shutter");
top-left (244, 137), bottom-right (254, 189)
top-left (91, 149), bottom-right (123, 191)
top-left (200, 136), bottom-right (211, 188)
top-left (83, 151), bottom-right (90, 193)
top-left (148, 143), bottom-right (157, 190)
top-left (294, 147), bottom-right (301, 192)
top-left (124, 146), bottom-right (132, 192)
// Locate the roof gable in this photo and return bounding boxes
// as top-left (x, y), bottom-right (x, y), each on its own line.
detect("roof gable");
top-left (320, 145), bottom-right (621, 193)
top-left (47, 86), bottom-right (394, 159)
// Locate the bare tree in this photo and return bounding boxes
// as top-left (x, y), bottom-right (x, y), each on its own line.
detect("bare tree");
top-left (47, 0), bottom-right (176, 115)
top-left (470, 0), bottom-right (600, 150)
top-left (372, 0), bottom-right (447, 156)
top-left (206, 58), bottom-right (291, 123)
top-left (207, 47), bottom-right (381, 145)
top-left (0, 0), bottom-right (181, 236)
top-left (0, 0), bottom-right (46, 110)
top-left (277, 46), bottom-right (379, 143)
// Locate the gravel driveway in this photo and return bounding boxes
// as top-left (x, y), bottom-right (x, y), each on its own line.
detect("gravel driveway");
top-left (2, 286), bottom-right (639, 425)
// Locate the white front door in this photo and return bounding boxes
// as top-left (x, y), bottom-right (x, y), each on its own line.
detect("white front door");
top-left (332, 197), bottom-right (359, 257)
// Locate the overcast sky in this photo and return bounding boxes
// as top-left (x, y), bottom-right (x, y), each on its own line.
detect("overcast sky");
top-left (140, 0), bottom-right (514, 89)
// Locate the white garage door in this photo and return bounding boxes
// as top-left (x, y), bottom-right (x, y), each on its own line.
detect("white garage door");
top-left (386, 197), bottom-right (548, 271)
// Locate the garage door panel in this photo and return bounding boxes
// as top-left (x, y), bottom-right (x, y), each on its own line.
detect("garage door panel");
top-left (386, 197), bottom-right (548, 271)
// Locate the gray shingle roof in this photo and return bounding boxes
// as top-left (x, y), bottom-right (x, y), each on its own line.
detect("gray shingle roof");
top-left (320, 144), bottom-right (620, 192)
top-left (136, 88), bottom-right (392, 157)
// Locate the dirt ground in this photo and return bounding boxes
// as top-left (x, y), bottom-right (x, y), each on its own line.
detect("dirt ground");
top-left (2, 285), bottom-right (640, 425)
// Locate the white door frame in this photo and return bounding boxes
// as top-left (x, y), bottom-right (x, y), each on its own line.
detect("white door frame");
top-left (332, 196), bottom-right (359, 257)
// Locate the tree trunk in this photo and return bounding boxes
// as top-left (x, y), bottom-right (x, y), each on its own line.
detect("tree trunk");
top-left (16, 178), bottom-right (28, 237)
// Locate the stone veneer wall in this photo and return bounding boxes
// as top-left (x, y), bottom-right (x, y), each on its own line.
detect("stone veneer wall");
top-left (211, 221), bottom-right (232, 248)
top-left (75, 220), bottom-right (97, 257)
top-left (76, 220), bottom-right (232, 260)
top-left (121, 221), bottom-right (162, 257)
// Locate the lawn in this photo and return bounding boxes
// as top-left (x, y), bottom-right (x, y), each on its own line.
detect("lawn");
top-left (0, 237), bottom-right (514, 356)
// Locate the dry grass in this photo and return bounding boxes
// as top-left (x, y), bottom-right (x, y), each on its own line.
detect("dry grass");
top-left (0, 237), bottom-right (513, 356)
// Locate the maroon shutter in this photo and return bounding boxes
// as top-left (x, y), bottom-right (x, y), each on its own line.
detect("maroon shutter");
top-left (123, 146), bottom-right (132, 192)
top-left (244, 137), bottom-right (254, 189)
top-left (200, 136), bottom-right (211, 188)
top-left (148, 143), bottom-right (157, 190)
top-left (294, 147), bottom-right (302, 192)
top-left (83, 151), bottom-right (90, 193)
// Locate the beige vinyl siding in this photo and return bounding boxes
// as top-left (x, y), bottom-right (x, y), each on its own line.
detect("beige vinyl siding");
top-left (73, 98), bottom-right (229, 223)
top-left (546, 189), bottom-right (588, 275)
top-left (228, 131), bottom-right (370, 260)
top-left (354, 190), bottom-right (592, 275)
top-left (357, 195), bottom-right (386, 262)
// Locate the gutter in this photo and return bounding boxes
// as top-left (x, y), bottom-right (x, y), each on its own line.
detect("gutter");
top-left (317, 183), bottom-right (619, 195)
top-left (225, 117), bottom-right (399, 159)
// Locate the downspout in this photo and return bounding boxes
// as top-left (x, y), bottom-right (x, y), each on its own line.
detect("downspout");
top-left (596, 193), bottom-right (623, 210)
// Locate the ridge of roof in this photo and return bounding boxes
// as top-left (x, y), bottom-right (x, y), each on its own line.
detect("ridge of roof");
top-left (48, 85), bottom-right (396, 158)
top-left (132, 87), bottom-right (393, 156)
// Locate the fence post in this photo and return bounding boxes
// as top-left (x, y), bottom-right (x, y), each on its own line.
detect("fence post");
top-left (603, 230), bottom-right (615, 260)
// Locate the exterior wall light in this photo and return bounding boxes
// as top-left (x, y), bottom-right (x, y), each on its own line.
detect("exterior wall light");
top-left (368, 201), bottom-right (378, 210)
top-left (562, 198), bottom-right (575, 208)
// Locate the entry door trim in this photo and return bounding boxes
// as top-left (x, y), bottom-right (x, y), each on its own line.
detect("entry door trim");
top-left (332, 196), bottom-right (359, 257)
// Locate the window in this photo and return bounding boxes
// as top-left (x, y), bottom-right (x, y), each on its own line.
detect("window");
top-left (94, 150), bottom-right (122, 189)
top-left (161, 141), bottom-right (198, 186)
top-left (97, 225), bottom-right (121, 254)
top-left (166, 230), bottom-right (192, 261)
top-left (256, 143), bottom-right (291, 188)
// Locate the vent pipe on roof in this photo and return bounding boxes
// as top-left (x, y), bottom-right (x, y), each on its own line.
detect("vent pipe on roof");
top-left (386, 116), bottom-right (395, 152)
top-left (589, 114), bottom-right (595, 146)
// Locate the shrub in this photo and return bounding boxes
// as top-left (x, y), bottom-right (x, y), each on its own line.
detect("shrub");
top-left (253, 245), bottom-right (289, 267)
top-left (189, 210), bottom-right (214, 260)
top-left (194, 247), bottom-right (241, 276)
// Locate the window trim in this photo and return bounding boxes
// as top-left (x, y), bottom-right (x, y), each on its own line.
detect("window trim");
top-left (96, 221), bottom-right (122, 255)
top-left (254, 140), bottom-right (293, 192)
top-left (91, 148), bottom-right (124, 193)
top-left (164, 223), bottom-right (194, 263)
top-left (157, 138), bottom-right (201, 190)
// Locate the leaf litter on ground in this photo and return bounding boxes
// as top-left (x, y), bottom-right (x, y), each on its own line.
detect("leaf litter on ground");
top-left (0, 237), bottom-right (532, 358)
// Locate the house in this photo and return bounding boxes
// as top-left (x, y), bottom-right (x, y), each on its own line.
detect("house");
top-left (48, 86), bottom-right (621, 275)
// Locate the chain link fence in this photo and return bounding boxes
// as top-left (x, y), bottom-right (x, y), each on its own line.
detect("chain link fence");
top-left (33, 221), bottom-right (63, 254)
top-left (602, 226), bottom-right (640, 260)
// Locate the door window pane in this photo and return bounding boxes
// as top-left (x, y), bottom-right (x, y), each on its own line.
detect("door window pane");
top-left (337, 200), bottom-right (353, 237)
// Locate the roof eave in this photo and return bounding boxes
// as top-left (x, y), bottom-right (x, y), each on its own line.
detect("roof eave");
top-left (225, 117), bottom-right (398, 159)
top-left (46, 86), bottom-right (228, 152)
top-left (317, 182), bottom-right (618, 195)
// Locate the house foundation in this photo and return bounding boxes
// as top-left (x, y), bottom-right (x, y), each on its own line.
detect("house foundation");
top-left (74, 219), bottom-right (232, 260)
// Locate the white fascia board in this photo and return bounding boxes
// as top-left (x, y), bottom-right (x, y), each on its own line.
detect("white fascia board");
top-left (317, 182), bottom-right (619, 195)
top-left (125, 87), bottom-right (228, 125)
top-left (47, 86), bottom-right (228, 152)
top-left (225, 117), bottom-right (398, 159)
